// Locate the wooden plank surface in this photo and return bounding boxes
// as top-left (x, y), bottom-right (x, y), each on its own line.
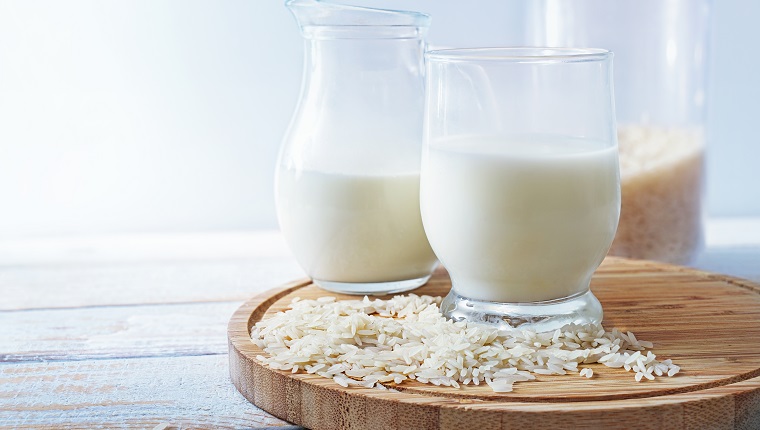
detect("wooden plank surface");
top-left (1, 225), bottom-right (759, 428)
top-left (0, 258), bottom-right (303, 311)
top-left (1, 302), bottom-right (239, 362)
top-left (0, 231), bottom-right (303, 311)
top-left (0, 355), bottom-right (295, 429)
top-left (0, 233), bottom-right (305, 429)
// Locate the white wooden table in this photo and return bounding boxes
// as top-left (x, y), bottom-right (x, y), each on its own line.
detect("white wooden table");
top-left (2, 219), bottom-right (759, 429)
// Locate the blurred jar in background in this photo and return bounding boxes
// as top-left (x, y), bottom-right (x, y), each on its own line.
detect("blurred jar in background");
top-left (509, 0), bottom-right (711, 264)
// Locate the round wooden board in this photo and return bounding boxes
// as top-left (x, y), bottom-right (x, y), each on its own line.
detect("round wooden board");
top-left (228, 257), bottom-right (760, 430)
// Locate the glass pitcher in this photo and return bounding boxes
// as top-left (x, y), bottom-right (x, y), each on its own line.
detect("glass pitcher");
top-left (505, 0), bottom-right (711, 264)
top-left (276, 0), bottom-right (437, 294)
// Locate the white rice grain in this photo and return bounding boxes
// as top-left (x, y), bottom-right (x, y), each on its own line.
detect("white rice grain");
top-left (250, 294), bottom-right (679, 392)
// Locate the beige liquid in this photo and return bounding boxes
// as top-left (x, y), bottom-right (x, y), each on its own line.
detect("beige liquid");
top-left (421, 136), bottom-right (620, 303)
top-left (276, 168), bottom-right (438, 283)
top-left (610, 125), bottom-right (705, 264)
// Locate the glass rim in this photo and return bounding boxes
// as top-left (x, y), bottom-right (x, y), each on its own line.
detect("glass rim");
top-left (425, 47), bottom-right (612, 63)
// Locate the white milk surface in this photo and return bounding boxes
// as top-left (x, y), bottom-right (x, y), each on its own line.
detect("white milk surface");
top-left (276, 169), bottom-right (438, 283)
top-left (421, 135), bottom-right (620, 303)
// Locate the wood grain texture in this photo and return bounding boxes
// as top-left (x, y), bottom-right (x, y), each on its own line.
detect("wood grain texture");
top-left (0, 302), bottom-right (240, 362)
top-left (0, 233), bottom-right (306, 429)
top-left (2, 229), bottom-right (758, 429)
top-left (0, 258), bottom-right (303, 311)
top-left (229, 258), bottom-right (760, 430)
top-left (0, 355), bottom-right (294, 429)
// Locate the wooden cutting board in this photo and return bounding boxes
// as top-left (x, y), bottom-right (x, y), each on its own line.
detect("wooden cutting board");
top-left (228, 257), bottom-right (760, 430)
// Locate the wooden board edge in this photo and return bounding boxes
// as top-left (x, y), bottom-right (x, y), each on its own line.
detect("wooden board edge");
top-left (226, 263), bottom-right (760, 429)
top-left (227, 278), bottom-right (312, 422)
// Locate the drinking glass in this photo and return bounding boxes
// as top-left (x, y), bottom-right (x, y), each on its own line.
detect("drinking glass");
top-left (421, 48), bottom-right (620, 332)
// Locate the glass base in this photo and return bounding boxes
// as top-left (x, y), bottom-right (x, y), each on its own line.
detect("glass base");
top-left (313, 275), bottom-right (431, 296)
top-left (440, 289), bottom-right (603, 332)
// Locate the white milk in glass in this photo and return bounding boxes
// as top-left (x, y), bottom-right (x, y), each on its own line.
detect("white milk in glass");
top-left (277, 168), bottom-right (438, 284)
top-left (421, 135), bottom-right (620, 303)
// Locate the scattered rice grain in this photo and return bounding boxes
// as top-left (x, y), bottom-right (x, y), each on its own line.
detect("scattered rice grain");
top-left (251, 294), bottom-right (679, 392)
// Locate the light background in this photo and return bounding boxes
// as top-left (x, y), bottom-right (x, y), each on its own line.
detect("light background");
top-left (0, 0), bottom-right (757, 239)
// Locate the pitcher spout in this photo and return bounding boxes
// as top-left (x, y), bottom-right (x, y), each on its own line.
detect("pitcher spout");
top-left (285, 0), bottom-right (430, 38)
